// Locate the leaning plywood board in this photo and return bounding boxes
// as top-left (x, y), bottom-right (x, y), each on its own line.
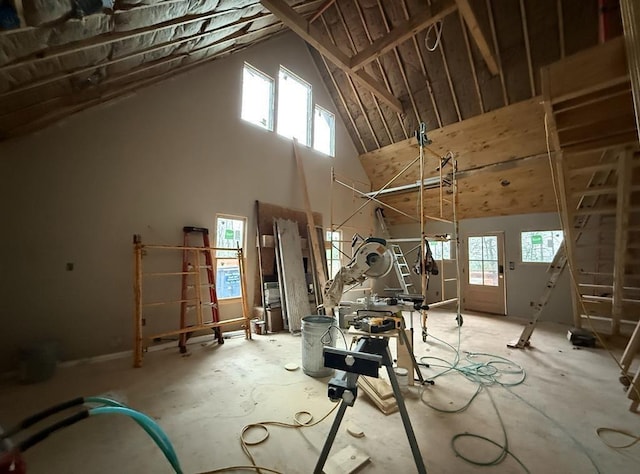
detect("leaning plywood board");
top-left (275, 218), bottom-right (309, 333)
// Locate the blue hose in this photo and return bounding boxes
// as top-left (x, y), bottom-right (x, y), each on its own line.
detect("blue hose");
top-left (89, 406), bottom-right (182, 474)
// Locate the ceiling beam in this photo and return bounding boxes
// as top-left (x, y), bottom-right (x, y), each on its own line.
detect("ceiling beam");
top-left (260, 0), bottom-right (403, 113)
top-left (456, 0), bottom-right (499, 75)
top-left (350, 0), bottom-right (457, 71)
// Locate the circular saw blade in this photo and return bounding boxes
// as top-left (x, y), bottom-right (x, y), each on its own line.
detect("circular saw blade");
top-left (364, 248), bottom-right (394, 278)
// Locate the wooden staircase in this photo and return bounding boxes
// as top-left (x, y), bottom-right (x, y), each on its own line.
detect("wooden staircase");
top-left (542, 36), bottom-right (640, 410)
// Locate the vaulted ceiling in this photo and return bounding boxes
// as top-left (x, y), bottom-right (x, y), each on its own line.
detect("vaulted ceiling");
top-left (2, 1), bottom-right (631, 224)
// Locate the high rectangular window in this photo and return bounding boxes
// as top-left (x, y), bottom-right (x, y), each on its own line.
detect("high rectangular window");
top-left (277, 66), bottom-right (312, 145)
top-left (314, 105), bottom-right (335, 156)
top-left (326, 230), bottom-right (342, 279)
top-left (241, 63), bottom-right (274, 130)
top-left (428, 240), bottom-right (451, 260)
top-left (215, 215), bottom-right (246, 299)
top-left (521, 230), bottom-right (563, 263)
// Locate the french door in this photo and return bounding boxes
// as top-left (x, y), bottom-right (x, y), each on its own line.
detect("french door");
top-left (463, 233), bottom-right (506, 315)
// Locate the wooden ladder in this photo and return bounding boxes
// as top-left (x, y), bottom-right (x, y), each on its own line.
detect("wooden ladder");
top-left (180, 226), bottom-right (223, 352)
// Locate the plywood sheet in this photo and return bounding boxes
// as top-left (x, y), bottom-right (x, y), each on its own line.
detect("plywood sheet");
top-left (275, 218), bottom-right (308, 333)
top-left (359, 98), bottom-right (547, 190)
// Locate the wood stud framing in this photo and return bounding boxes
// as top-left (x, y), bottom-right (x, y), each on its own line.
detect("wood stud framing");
top-left (320, 15), bottom-right (380, 150)
top-left (400, 0), bottom-right (442, 129)
top-left (519, 0), bottom-right (536, 97)
top-left (334, 1), bottom-right (391, 146)
top-left (459, 11), bottom-right (484, 114)
top-left (374, 0), bottom-right (422, 128)
top-left (485, 0), bottom-right (509, 106)
top-left (352, 0), bottom-right (396, 143)
top-left (455, 0), bottom-right (499, 75)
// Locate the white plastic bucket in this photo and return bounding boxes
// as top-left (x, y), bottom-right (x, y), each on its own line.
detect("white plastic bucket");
top-left (301, 315), bottom-right (335, 377)
top-left (394, 367), bottom-right (409, 394)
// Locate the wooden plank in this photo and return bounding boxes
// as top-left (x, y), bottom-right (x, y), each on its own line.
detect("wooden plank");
top-left (459, 11), bottom-right (484, 113)
top-left (350, 0), bottom-right (457, 70)
top-left (320, 15), bottom-right (380, 150)
top-left (308, 0), bottom-right (337, 23)
top-left (519, 0), bottom-right (536, 96)
top-left (401, 0), bottom-right (442, 128)
top-left (275, 218), bottom-right (310, 332)
top-left (612, 149), bottom-right (633, 335)
top-left (357, 376), bottom-right (398, 414)
top-left (293, 140), bottom-right (327, 300)
top-left (324, 445), bottom-right (370, 474)
top-left (544, 36), bottom-right (629, 103)
top-left (486, 0), bottom-right (508, 105)
top-left (557, 114), bottom-right (637, 148)
top-left (554, 90), bottom-right (634, 131)
top-left (456, 0), bottom-right (498, 75)
top-left (260, 0), bottom-right (402, 113)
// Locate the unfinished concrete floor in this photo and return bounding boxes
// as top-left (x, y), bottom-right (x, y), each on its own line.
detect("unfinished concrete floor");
top-left (1, 309), bottom-right (639, 473)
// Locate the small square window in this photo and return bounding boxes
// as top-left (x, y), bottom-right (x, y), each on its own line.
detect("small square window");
top-left (314, 105), bottom-right (335, 156)
top-left (326, 230), bottom-right (342, 279)
top-left (521, 230), bottom-right (563, 263)
top-left (277, 66), bottom-right (312, 146)
top-left (241, 63), bottom-right (274, 130)
top-left (428, 240), bottom-right (451, 260)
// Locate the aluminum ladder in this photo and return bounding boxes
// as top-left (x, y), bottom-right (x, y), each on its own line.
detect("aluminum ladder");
top-left (507, 245), bottom-right (567, 348)
top-left (375, 208), bottom-right (414, 294)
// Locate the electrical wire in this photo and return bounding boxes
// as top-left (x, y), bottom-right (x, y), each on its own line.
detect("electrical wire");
top-left (425, 21), bottom-right (444, 51)
top-left (542, 112), bottom-right (640, 447)
top-left (232, 402), bottom-right (340, 474)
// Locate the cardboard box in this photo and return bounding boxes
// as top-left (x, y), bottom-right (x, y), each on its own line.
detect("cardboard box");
top-left (266, 308), bottom-right (284, 333)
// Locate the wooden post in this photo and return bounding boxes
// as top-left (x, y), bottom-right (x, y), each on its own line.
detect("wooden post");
top-left (612, 148), bottom-right (632, 335)
top-left (238, 248), bottom-right (252, 340)
top-left (293, 140), bottom-right (328, 303)
top-left (133, 235), bottom-right (144, 368)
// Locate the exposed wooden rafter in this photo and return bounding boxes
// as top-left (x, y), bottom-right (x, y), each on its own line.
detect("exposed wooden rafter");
top-left (260, 0), bottom-right (403, 113)
top-left (455, 0), bottom-right (499, 75)
top-left (400, 0), bottom-right (442, 129)
top-left (351, 0), bottom-right (395, 143)
top-left (486, 0), bottom-right (508, 105)
top-left (350, 0), bottom-right (457, 70)
top-left (320, 15), bottom-right (380, 150)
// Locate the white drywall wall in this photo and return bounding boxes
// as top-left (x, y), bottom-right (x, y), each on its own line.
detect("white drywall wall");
top-left (384, 213), bottom-right (573, 325)
top-left (0, 33), bottom-right (372, 372)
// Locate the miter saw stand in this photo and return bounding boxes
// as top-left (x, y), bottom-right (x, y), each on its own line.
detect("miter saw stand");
top-left (351, 307), bottom-right (433, 387)
top-left (314, 336), bottom-right (427, 474)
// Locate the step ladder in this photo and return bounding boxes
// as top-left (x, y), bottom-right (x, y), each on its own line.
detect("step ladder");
top-left (375, 208), bottom-right (414, 294)
top-left (507, 245), bottom-right (567, 349)
top-left (180, 226), bottom-right (223, 352)
top-left (391, 244), bottom-right (414, 294)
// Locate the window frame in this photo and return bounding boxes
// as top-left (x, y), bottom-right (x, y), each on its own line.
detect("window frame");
top-left (214, 214), bottom-right (247, 301)
top-left (241, 62), bottom-right (274, 131)
top-left (519, 229), bottom-right (564, 264)
top-left (427, 240), bottom-right (452, 261)
top-left (313, 104), bottom-right (335, 157)
top-left (325, 230), bottom-right (342, 279)
top-left (276, 65), bottom-right (312, 146)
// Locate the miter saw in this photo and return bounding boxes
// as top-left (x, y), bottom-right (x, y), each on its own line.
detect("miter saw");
top-left (323, 236), bottom-right (393, 309)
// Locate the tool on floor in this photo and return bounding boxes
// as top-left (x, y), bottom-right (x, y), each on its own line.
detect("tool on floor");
top-left (315, 337), bottom-right (427, 474)
top-left (180, 226), bottom-right (223, 352)
top-left (507, 245), bottom-right (567, 349)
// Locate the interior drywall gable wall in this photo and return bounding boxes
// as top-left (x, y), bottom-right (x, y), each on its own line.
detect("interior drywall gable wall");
top-left (0, 32), bottom-right (372, 372)
top-left (385, 213), bottom-right (573, 325)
